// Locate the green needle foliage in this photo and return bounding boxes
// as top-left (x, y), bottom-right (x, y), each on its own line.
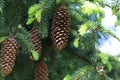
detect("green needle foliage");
top-left (0, 0), bottom-right (120, 80)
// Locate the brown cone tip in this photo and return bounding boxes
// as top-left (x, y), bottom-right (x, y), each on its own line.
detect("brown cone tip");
top-left (51, 5), bottom-right (70, 52)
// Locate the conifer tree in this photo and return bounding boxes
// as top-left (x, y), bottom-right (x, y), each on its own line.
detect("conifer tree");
top-left (0, 0), bottom-right (120, 80)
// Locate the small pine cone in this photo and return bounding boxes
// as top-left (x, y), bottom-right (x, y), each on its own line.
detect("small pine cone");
top-left (0, 36), bottom-right (19, 77)
top-left (30, 28), bottom-right (42, 60)
top-left (51, 5), bottom-right (70, 52)
top-left (35, 61), bottom-right (48, 80)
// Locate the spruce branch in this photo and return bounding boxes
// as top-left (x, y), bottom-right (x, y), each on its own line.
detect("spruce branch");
top-left (27, 0), bottom-right (54, 24)
top-left (0, 0), bottom-right (4, 13)
top-left (95, 65), bottom-right (114, 80)
top-left (14, 27), bottom-right (33, 51)
top-left (109, 56), bottom-right (120, 63)
top-left (15, 33), bottom-right (33, 50)
top-left (99, 26), bottom-right (120, 41)
top-left (71, 66), bottom-right (95, 80)
top-left (0, 0), bottom-right (4, 28)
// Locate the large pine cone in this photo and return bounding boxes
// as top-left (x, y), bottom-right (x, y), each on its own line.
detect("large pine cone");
top-left (51, 5), bottom-right (70, 52)
top-left (35, 61), bottom-right (48, 80)
top-left (0, 36), bottom-right (19, 77)
top-left (30, 28), bottom-right (42, 60)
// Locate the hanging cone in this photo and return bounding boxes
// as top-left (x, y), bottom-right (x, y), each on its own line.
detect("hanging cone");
top-left (51, 5), bottom-right (70, 52)
top-left (0, 36), bottom-right (19, 77)
top-left (29, 27), bottom-right (42, 60)
top-left (35, 61), bottom-right (48, 80)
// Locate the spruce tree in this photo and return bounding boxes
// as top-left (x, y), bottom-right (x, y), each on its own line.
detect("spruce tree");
top-left (0, 0), bottom-right (120, 80)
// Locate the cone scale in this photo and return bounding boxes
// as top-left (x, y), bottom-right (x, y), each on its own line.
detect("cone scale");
top-left (30, 28), bottom-right (42, 60)
top-left (35, 61), bottom-right (48, 80)
top-left (51, 5), bottom-right (70, 52)
top-left (0, 36), bottom-right (19, 77)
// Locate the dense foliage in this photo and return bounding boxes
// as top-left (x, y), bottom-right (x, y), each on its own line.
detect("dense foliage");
top-left (0, 0), bottom-right (120, 80)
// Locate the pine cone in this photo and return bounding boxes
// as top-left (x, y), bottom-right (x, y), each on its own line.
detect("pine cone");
top-left (35, 61), bottom-right (48, 80)
top-left (51, 5), bottom-right (70, 52)
top-left (30, 28), bottom-right (42, 60)
top-left (0, 36), bottom-right (19, 77)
